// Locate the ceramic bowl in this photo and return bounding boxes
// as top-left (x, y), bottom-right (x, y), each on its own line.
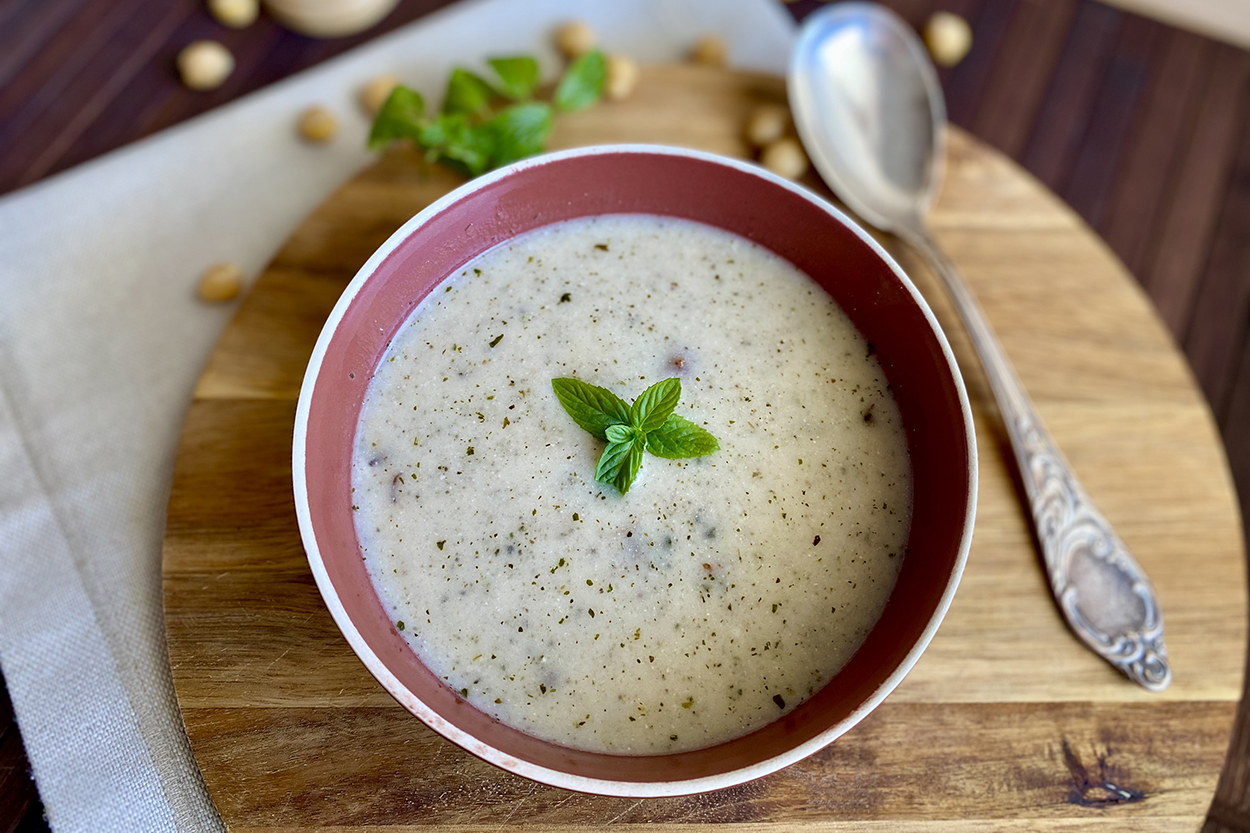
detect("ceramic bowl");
top-left (293, 144), bottom-right (976, 797)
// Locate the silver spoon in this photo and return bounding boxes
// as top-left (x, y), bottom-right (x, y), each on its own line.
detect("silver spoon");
top-left (789, 2), bottom-right (1170, 690)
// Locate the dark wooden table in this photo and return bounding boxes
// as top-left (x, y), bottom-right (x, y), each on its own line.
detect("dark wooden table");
top-left (3, 0), bottom-right (1249, 830)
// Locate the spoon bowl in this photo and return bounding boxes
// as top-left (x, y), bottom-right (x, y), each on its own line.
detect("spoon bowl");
top-left (790, 3), bottom-right (943, 233)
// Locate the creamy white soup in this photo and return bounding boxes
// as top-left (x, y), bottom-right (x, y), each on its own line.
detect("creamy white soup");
top-left (351, 214), bottom-right (911, 755)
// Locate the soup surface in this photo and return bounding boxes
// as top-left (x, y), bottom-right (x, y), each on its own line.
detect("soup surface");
top-left (351, 214), bottom-right (911, 754)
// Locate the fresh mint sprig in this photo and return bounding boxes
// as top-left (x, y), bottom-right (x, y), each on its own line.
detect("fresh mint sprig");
top-left (368, 51), bottom-right (605, 177)
top-left (551, 377), bottom-right (719, 495)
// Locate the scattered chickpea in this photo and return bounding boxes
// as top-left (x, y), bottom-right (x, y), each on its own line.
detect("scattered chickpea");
top-left (760, 137), bottom-right (809, 180)
top-left (690, 34), bottom-right (728, 67)
top-left (359, 74), bottom-right (400, 115)
top-left (923, 11), bottom-right (973, 67)
top-left (744, 104), bottom-right (790, 147)
top-left (554, 20), bottom-right (596, 59)
top-left (197, 262), bottom-right (244, 302)
top-left (176, 41), bottom-right (234, 91)
top-left (603, 54), bottom-right (639, 101)
top-left (298, 106), bottom-right (338, 143)
top-left (207, 0), bottom-right (258, 29)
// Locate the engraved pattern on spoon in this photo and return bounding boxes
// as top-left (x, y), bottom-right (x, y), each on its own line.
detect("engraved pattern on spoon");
top-left (1014, 405), bottom-right (1170, 691)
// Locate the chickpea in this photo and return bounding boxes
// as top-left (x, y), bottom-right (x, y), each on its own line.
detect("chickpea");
top-left (604, 54), bottom-right (639, 101)
top-left (690, 35), bottom-right (728, 67)
top-left (297, 106), bottom-right (338, 143)
top-left (760, 137), bottom-right (809, 180)
top-left (207, 0), bottom-right (258, 29)
top-left (176, 41), bottom-right (234, 91)
top-left (744, 104), bottom-right (790, 148)
top-left (923, 11), bottom-right (973, 68)
top-left (554, 20), bottom-right (596, 59)
top-left (197, 263), bottom-right (244, 302)
top-left (359, 74), bottom-right (400, 115)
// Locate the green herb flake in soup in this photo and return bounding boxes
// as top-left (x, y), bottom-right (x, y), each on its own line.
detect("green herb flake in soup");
top-left (350, 214), bottom-right (912, 755)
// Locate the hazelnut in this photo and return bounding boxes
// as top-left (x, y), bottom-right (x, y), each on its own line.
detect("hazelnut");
top-left (554, 20), bottom-right (596, 59)
top-left (604, 54), bottom-right (639, 101)
top-left (923, 11), bottom-right (973, 67)
top-left (359, 74), bottom-right (400, 115)
top-left (298, 106), bottom-right (338, 143)
top-left (690, 35), bottom-right (728, 67)
top-left (176, 41), bottom-right (235, 91)
top-left (744, 104), bottom-right (790, 147)
top-left (760, 137), bottom-right (809, 180)
top-left (207, 0), bottom-right (259, 29)
top-left (197, 263), bottom-right (244, 302)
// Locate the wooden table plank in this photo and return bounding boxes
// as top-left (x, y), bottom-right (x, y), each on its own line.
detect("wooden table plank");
top-left (1062, 12), bottom-right (1161, 228)
top-left (1098, 26), bottom-right (1210, 280)
top-left (1021, 2), bottom-right (1124, 194)
top-left (1184, 109), bottom-right (1250, 412)
top-left (1143, 43), bottom-right (1250, 337)
top-left (969, 0), bottom-right (1080, 159)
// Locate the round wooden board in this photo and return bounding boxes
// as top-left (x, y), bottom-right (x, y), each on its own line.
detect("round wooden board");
top-left (163, 64), bottom-right (1246, 831)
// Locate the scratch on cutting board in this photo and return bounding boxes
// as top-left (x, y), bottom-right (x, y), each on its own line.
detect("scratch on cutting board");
top-left (263, 648), bottom-right (291, 672)
top-left (604, 798), bottom-right (644, 824)
top-left (491, 780), bottom-right (539, 830)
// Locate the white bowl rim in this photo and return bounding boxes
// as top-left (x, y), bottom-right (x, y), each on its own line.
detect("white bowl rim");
top-left (292, 142), bottom-right (978, 797)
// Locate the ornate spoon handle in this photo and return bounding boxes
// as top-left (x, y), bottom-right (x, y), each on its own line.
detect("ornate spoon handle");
top-left (903, 227), bottom-right (1171, 691)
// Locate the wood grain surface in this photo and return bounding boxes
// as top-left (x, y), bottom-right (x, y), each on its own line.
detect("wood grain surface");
top-left (161, 64), bottom-right (1247, 831)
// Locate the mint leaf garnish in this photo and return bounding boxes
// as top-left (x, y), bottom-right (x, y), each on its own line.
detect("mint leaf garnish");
top-left (630, 378), bottom-right (682, 433)
top-left (551, 378), bottom-right (631, 440)
top-left (646, 414), bottom-right (720, 459)
top-left (616, 441), bottom-right (646, 494)
top-left (595, 437), bottom-right (634, 482)
top-left (485, 102), bottom-right (553, 167)
top-left (368, 86), bottom-right (426, 150)
top-left (442, 68), bottom-right (496, 116)
top-left (551, 376), bottom-right (718, 495)
top-left (605, 423), bottom-right (636, 444)
top-left (489, 56), bottom-right (540, 100)
top-left (554, 50), bottom-right (605, 112)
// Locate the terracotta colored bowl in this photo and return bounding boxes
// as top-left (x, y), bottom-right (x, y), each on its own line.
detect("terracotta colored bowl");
top-left (293, 145), bottom-right (976, 797)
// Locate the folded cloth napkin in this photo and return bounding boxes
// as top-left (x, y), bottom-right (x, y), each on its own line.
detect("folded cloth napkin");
top-left (0, 1), bottom-right (793, 829)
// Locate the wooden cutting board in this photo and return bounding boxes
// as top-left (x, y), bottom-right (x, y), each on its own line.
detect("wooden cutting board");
top-left (162, 63), bottom-right (1247, 831)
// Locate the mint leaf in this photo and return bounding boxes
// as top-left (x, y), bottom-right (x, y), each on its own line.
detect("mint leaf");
top-left (489, 56), bottom-right (540, 100)
top-left (415, 113), bottom-right (495, 177)
top-left (596, 437), bottom-right (645, 494)
top-left (486, 102), bottom-right (553, 167)
top-left (595, 438), bottom-right (633, 483)
top-left (646, 414), bottom-right (720, 459)
top-left (368, 85), bottom-right (425, 150)
top-left (630, 378), bottom-right (681, 433)
top-left (443, 68), bottom-right (496, 116)
top-left (605, 423), bottom-right (636, 444)
top-left (552, 378), bottom-right (631, 440)
top-left (615, 441), bottom-right (645, 494)
top-left (416, 112), bottom-right (462, 149)
top-left (554, 49), bottom-right (605, 112)
top-left (440, 124), bottom-right (495, 177)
